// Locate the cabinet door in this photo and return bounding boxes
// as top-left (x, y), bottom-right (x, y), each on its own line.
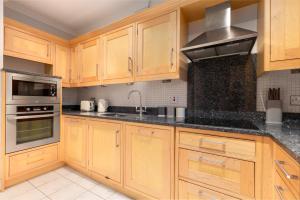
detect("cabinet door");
top-left (88, 120), bottom-right (122, 183)
top-left (80, 39), bottom-right (100, 83)
top-left (4, 26), bottom-right (52, 64)
top-left (70, 46), bottom-right (80, 84)
top-left (136, 12), bottom-right (177, 78)
top-left (64, 118), bottom-right (87, 169)
top-left (102, 26), bottom-right (134, 84)
top-left (270, 0), bottom-right (300, 61)
top-left (54, 44), bottom-right (70, 84)
top-left (124, 124), bottom-right (173, 199)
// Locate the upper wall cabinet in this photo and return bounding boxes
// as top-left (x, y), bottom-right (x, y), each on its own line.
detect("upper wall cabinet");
top-left (69, 46), bottom-right (81, 87)
top-left (54, 44), bottom-right (70, 85)
top-left (4, 26), bottom-right (53, 64)
top-left (136, 12), bottom-right (179, 81)
top-left (79, 38), bottom-right (101, 85)
top-left (101, 25), bottom-right (135, 84)
top-left (258, 0), bottom-right (300, 75)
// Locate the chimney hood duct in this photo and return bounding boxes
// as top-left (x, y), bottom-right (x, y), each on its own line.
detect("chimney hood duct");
top-left (181, 1), bottom-right (257, 62)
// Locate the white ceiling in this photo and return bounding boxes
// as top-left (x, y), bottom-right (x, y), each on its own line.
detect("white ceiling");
top-left (4, 0), bottom-right (163, 39)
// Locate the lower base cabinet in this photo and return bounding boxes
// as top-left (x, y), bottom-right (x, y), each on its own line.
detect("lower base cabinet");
top-left (63, 116), bottom-right (175, 199)
top-left (124, 124), bottom-right (174, 199)
top-left (88, 120), bottom-right (122, 184)
top-left (179, 180), bottom-right (240, 200)
top-left (5, 143), bottom-right (62, 187)
top-left (64, 117), bottom-right (88, 171)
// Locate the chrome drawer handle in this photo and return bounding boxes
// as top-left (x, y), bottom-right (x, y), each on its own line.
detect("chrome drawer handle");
top-left (275, 160), bottom-right (299, 180)
top-left (274, 185), bottom-right (285, 200)
top-left (199, 138), bottom-right (226, 152)
top-left (198, 156), bottom-right (225, 167)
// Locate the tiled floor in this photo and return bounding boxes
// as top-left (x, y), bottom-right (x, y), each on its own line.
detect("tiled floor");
top-left (0, 166), bottom-right (133, 200)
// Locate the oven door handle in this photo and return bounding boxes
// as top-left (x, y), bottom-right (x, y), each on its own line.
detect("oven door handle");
top-left (7, 113), bottom-right (60, 120)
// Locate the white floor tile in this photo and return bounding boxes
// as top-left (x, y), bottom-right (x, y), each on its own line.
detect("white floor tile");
top-left (0, 181), bottom-right (35, 200)
top-left (48, 183), bottom-right (86, 200)
top-left (107, 193), bottom-right (132, 200)
top-left (37, 176), bottom-right (72, 195)
top-left (75, 191), bottom-right (103, 200)
top-left (29, 171), bottom-right (61, 187)
top-left (12, 188), bottom-right (45, 200)
top-left (0, 167), bottom-right (133, 200)
top-left (74, 176), bottom-right (97, 190)
top-left (53, 167), bottom-right (74, 176)
top-left (89, 184), bottom-right (115, 199)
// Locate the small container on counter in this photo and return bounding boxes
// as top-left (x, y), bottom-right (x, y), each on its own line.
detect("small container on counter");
top-left (167, 107), bottom-right (175, 118)
top-left (176, 107), bottom-right (186, 119)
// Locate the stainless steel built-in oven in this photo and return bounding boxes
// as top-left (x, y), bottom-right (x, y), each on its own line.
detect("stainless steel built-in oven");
top-left (6, 104), bottom-right (60, 153)
top-left (6, 72), bottom-right (61, 105)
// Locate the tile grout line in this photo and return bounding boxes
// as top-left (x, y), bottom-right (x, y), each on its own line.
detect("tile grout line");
top-left (27, 181), bottom-right (50, 200)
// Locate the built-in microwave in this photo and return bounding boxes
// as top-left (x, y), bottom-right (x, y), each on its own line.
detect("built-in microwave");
top-left (6, 72), bottom-right (61, 105)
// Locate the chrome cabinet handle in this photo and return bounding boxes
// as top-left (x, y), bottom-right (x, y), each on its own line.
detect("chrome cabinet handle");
top-left (198, 156), bottom-right (225, 167)
top-left (198, 190), bottom-right (219, 200)
top-left (7, 113), bottom-right (59, 120)
top-left (274, 185), bottom-right (285, 200)
top-left (170, 48), bottom-right (174, 68)
top-left (115, 130), bottom-right (120, 147)
top-left (199, 138), bottom-right (226, 152)
top-left (275, 160), bottom-right (299, 180)
top-left (128, 57), bottom-right (133, 73)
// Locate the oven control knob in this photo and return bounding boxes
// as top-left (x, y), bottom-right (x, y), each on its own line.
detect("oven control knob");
top-left (43, 107), bottom-right (47, 111)
top-left (26, 107), bottom-right (30, 112)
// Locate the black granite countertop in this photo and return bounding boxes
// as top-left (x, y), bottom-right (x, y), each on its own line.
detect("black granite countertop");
top-left (62, 110), bottom-right (300, 164)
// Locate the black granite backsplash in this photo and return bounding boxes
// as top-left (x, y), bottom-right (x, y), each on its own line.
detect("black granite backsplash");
top-left (187, 54), bottom-right (257, 115)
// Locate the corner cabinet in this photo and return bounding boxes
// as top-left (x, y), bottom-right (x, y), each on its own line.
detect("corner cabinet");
top-left (54, 44), bottom-right (70, 85)
top-left (258, 0), bottom-right (300, 74)
top-left (124, 123), bottom-right (174, 199)
top-left (64, 117), bottom-right (88, 171)
top-left (101, 25), bottom-right (135, 84)
top-left (79, 38), bottom-right (101, 86)
top-left (88, 120), bottom-right (122, 185)
top-left (136, 12), bottom-right (178, 81)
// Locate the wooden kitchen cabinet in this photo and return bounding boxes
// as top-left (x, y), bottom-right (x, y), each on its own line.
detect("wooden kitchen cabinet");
top-left (101, 25), bottom-right (135, 84)
top-left (64, 117), bottom-right (88, 170)
top-left (4, 26), bottom-right (53, 64)
top-left (5, 143), bottom-right (62, 187)
top-left (136, 12), bottom-right (178, 81)
top-left (258, 0), bottom-right (300, 74)
top-left (54, 44), bottom-right (70, 85)
top-left (79, 38), bottom-right (100, 85)
top-left (88, 120), bottom-right (122, 184)
top-left (69, 46), bottom-right (81, 86)
top-left (124, 124), bottom-right (174, 199)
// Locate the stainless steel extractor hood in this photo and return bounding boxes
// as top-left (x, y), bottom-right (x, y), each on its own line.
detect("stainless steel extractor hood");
top-left (181, 1), bottom-right (257, 62)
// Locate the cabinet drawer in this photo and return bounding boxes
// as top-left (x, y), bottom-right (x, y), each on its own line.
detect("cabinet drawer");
top-left (179, 180), bottom-right (240, 200)
top-left (275, 145), bottom-right (300, 196)
top-left (179, 149), bottom-right (255, 198)
top-left (179, 131), bottom-right (256, 160)
top-left (274, 171), bottom-right (298, 200)
top-left (9, 145), bottom-right (58, 177)
top-left (4, 27), bottom-right (52, 63)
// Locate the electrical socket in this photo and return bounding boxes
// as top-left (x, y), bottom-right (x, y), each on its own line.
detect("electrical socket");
top-left (169, 96), bottom-right (178, 104)
top-left (290, 95), bottom-right (300, 106)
